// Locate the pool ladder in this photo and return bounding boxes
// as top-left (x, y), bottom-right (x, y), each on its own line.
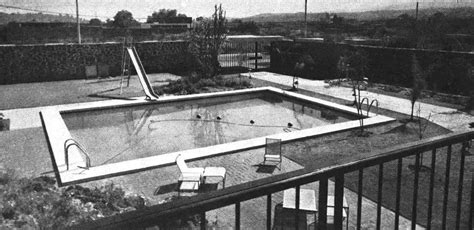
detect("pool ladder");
top-left (64, 138), bottom-right (91, 170)
top-left (358, 97), bottom-right (379, 116)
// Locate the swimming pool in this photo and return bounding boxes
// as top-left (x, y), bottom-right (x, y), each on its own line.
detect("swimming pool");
top-left (62, 92), bottom-right (355, 165)
top-left (41, 87), bottom-right (394, 185)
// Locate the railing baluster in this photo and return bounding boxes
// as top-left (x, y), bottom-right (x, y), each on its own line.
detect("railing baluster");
top-left (411, 153), bottom-right (420, 229)
top-left (394, 158), bottom-right (402, 230)
top-left (427, 149), bottom-right (437, 230)
top-left (295, 185), bottom-right (300, 230)
top-left (469, 172), bottom-right (473, 230)
top-left (442, 145), bottom-right (452, 230)
top-left (376, 164), bottom-right (384, 230)
top-left (455, 143), bottom-right (466, 230)
top-left (267, 194), bottom-right (272, 230)
top-left (357, 169), bottom-right (363, 230)
top-left (318, 179), bottom-right (328, 230)
top-left (335, 174), bottom-right (345, 230)
top-left (235, 202), bottom-right (240, 230)
top-left (200, 212), bottom-right (206, 230)
top-left (255, 41), bottom-right (258, 70)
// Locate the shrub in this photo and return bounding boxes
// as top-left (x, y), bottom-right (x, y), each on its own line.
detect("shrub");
top-left (63, 183), bottom-right (146, 216)
top-left (196, 78), bottom-right (218, 88)
top-left (155, 74), bottom-right (252, 95)
top-left (0, 169), bottom-right (147, 229)
top-left (0, 174), bottom-right (86, 229)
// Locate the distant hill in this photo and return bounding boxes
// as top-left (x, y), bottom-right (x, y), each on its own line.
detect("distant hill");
top-left (242, 4), bottom-right (474, 22)
top-left (0, 12), bottom-right (87, 25)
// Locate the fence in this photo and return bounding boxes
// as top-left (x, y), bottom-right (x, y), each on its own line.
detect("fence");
top-left (219, 40), bottom-right (271, 71)
top-left (71, 130), bottom-right (474, 230)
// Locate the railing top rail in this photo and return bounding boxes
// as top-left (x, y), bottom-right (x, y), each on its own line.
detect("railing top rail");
top-left (71, 130), bottom-right (474, 229)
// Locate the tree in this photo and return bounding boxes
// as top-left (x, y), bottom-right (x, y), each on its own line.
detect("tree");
top-left (409, 54), bottom-right (426, 120)
top-left (105, 18), bottom-right (114, 26)
top-left (332, 14), bottom-right (344, 25)
top-left (189, 4), bottom-right (227, 78)
top-left (88, 18), bottom-right (102, 26)
top-left (338, 49), bottom-right (370, 134)
top-left (113, 10), bottom-right (138, 28)
top-left (147, 9), bottom-right (187, 23)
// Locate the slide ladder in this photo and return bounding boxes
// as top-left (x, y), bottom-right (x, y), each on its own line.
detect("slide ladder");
top-left (119, 39), bottom-right (132, 94)
top-left (126, 46), bottom-right (159, 100)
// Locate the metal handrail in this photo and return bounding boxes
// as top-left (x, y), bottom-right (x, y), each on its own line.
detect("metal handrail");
top-left (368, 99), bottom-right (379, 116)
top-left (358, 97), bottom-right (379, 116)
top-left (71, 130), bottom-right (474, 229)
top-left (64, 138), bottom-right (91, 170)
top-left (359, 97), bottom-right (369, 116)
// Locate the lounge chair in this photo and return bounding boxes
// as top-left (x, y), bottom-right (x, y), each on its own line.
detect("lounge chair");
top-left (176, 154), bottom-right (204, 195)
top-left (176, 154), bottom-right (205, 177)
top-left (175, 154), bottom-right (227, 191)
top-left (264, 138), bottom-right (282, 170)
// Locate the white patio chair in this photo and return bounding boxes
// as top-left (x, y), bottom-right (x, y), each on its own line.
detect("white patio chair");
top-left (263, 138), bottom-right (282, 170)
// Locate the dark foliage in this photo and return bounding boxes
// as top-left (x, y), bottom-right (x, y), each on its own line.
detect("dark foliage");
top-left (410, 54), bottom-right (426, 120)
top-left (112, 10), bottom-right (139, 28)
top-left (89, 18), bottom-right (102, 26)
top-left (271, 41), bottom-right (473, 96)
top-left (64, 183), bottom-right (146, 216)
top-left (146, 9), bottom-right (188, 23)
top-left (155, 74), bottom-right (251, 95)
top-left (189, 4), bottom-right (227, 78)
top-left (0, 169), bottom-right (146, 229)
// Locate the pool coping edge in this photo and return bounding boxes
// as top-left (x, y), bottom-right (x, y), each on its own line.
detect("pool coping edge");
top-left (40, 86), bottom-right (395, 186)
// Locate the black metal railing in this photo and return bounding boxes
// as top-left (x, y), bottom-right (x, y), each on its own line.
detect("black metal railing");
top-left (71, 130), bottom-right (474, 230)
top-left (220, 41), bottom-right (271, 71)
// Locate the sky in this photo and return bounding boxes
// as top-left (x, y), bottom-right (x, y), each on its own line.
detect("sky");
top-left (0, 0), bottom-right (471, 20)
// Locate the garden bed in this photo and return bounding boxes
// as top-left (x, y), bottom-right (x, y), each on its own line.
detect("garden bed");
top-left (330, 79), bottom-right (472, 111)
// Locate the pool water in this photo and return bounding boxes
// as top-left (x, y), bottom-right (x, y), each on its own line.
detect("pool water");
top-left (62, 93), bottom-right (357, 165)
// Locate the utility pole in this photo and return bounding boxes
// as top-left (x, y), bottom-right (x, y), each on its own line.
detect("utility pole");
top-left (415, 2), bottom-right (419, 20)
top-left (76, 0), bottom-right (81, 44)
top-left (415, 2), bottom-right (419, 48)
top-left (304, 0), bottom-right (308, 37)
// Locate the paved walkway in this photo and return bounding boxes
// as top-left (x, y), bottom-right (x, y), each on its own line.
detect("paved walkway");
top-left (244, 71), bottom-right (473, 132)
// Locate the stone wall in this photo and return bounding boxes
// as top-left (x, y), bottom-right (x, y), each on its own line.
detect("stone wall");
top-left (0, 41), bottom-right (193, 84)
